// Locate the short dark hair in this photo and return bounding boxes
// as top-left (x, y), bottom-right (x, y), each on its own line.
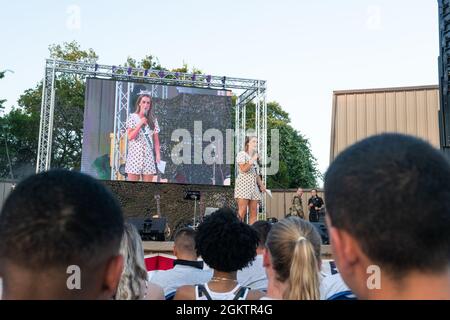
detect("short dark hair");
top-left (251, 220), bottom-right (272, 248)
top-left (325, 134), bottom-right (450, 276)
top-left (174, 227), bottom-right (197, 255)
top-left (0, 170), bottom-right (124, 270)
top-left (195, 208), bottom-right (259, 272)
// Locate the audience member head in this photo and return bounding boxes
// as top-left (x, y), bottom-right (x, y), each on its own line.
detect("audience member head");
top-left (0, 170), bottom-right (124, 299)
top-left (325, 133), bottom-right (450, 299)
top-left (251, 220), bottom-right (272, 253)
top-left (195, 208), bottom-right (259, 273)
top-left (264, 216), bottom-right (322, 300)
top-left (311, 189), bottom-right (317, 197)
top-left (296, 188), bottom-right (303, 197)
top-left (173, 227), bottom-right (198, 261)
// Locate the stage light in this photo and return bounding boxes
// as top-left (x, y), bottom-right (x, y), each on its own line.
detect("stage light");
top-left (158, 70), bottom-right (165, 78)
top-left (94, 64), bottom-right (99, 71)
top-left (206, 75), bottom-right (212, 83)
top-left (127, 67), bottom-right (132, 75)
top-left (175, 72), bottom-right (180, 79)
top-left (144, 69), bottom-right (149, 76)
top-left (192, 74), bottom-right (196, 81)
top-left (112, 66), bottom-right (117, 73)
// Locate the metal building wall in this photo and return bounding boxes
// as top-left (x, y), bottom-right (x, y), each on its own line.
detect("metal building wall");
top-left (330, 85), bottom-right (440, 162)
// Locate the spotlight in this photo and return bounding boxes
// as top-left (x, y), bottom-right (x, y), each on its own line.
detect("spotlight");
top-left (127, 67), bottom-right (132, 75)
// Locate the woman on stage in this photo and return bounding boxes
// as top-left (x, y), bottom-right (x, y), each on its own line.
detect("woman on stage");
top-left (125, 94), bottom-right (161, 182)
top-left (235, 136), bottom-right (266, 225)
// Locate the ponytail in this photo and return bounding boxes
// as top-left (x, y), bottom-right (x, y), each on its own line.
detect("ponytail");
top-left (285, 238), bottom-right (320, 300)
top-left (266, 216), bottom-right (322, 300)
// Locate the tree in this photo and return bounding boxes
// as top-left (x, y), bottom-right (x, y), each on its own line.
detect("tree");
top-left (1, 69), bottom-right (34, 179)
top-left (0, 108), bottom-right (39, 178)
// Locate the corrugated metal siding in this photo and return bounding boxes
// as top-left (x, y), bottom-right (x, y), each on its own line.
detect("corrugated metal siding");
top-left (265, 189), bottom-right (325, 221)
top-left (330, 85), bottom-right (440, 162)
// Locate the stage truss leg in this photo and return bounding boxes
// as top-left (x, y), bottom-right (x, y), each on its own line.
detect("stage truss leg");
top-left (36, 60), bottom-right (56, 173)
top-left (111, 81), bottom-right (131, 180)
top-left (234, 82), bottom-right (267, 220)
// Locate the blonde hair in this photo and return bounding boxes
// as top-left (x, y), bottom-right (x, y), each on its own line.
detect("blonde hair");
top-left (114, 223), bottom-right (148, 300)
top-left (266, 216), bottom-right (321, 300)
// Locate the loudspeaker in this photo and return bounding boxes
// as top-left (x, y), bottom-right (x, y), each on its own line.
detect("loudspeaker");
top-left (311, 222), bottom-right (329, 245)
top-left (127, 217), bottom-right (167, 241)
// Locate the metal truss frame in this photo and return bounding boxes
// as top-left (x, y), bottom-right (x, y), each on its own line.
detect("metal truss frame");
top-left (37, 59), bottom-right (267, 216)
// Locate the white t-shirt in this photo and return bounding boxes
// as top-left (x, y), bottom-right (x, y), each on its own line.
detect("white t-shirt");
top-left (320, 273), bottom-right (356, 300)
top-left (150, 264), bottom-right (212, 297)
top-left (237, 254), bottom-right (267, 291)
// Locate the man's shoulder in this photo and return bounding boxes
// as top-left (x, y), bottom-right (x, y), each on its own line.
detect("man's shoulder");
top-left (152, 266), bottom-right (211, 281)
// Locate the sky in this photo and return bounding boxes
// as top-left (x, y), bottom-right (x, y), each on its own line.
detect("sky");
top-left (0, 0), bottom-right (440, 183)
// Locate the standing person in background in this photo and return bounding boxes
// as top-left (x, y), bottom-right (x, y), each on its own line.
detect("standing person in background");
top-left (289, 188), bottom-right (305, 218)
top-left (125, 94), bottom-right (161, 182)
top-left (234, 136), bottom-right (266, 225)
top-left (308, 189), bottom-right (324, 222)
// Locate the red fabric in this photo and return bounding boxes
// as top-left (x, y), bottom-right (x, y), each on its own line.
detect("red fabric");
top-left (144, 255), bottom-right (175, 271)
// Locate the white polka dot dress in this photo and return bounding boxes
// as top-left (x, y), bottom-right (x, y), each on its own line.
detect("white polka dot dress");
top-left (234, 151), bottom-right (261, 201)
top-left (125, 113), bottom-right (160, 176)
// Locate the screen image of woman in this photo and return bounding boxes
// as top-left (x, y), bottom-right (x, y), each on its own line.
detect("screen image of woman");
top-left (125, 94), bottom-right (161, 182)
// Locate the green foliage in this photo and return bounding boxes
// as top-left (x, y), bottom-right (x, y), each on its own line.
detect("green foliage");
top-left (0, 108), bottom-right (39, 178)
top-left (49, 41), bottom-right (98, 63)
top-left (124, 54), bottom-right (162, 70)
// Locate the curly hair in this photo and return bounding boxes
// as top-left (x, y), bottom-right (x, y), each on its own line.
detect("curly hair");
top-left (195, 208), bottom-right (259, 272)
